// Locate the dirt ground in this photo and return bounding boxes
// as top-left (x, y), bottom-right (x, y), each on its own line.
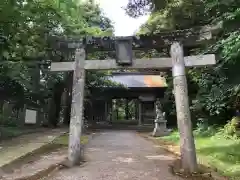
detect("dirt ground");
top-left (47, 130), bottom-right (182, 180)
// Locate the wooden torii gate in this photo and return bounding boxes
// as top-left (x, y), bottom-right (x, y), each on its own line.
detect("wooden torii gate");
top-left (50, 25), bottom-right (217, 171)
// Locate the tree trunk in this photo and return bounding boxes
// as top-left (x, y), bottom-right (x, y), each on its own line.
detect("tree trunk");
top-left (48, 82), bottom-right (64, 127)
top-left (125, 99), bottom-right (129, 120)
top-left (64, 72), bottom-right (74, 125)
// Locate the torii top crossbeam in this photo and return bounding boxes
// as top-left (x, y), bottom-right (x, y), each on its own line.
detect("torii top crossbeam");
top-left (49, 24), bottom-right (219, 52)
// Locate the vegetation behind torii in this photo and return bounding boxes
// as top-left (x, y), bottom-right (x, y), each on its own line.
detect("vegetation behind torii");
top-left (0, 0), bottom-right (114, 129)
top-left (125, 0), bottom-right (240, 177)
top-left (126, 0), bottom-right (240, 136)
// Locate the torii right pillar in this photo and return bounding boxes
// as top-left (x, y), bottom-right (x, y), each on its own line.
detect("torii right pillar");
top-left (171, 42), bottom-right (197, 172)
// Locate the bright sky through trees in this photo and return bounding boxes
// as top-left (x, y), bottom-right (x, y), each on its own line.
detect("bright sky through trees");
top-left (96, 0), bottom-right (149, 36)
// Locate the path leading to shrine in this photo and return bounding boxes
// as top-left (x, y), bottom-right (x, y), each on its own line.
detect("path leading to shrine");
top-left (48, 130), bottom-right (182, 180)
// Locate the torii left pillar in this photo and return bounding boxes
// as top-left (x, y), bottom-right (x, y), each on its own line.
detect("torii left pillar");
top-left (50, 48), bottom-right (86, 167)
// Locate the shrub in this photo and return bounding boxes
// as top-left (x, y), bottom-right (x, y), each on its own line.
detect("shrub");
top-left (223, 116), bottom-right (240, 138)
top-left (194, 118), bottom-right (217, 137)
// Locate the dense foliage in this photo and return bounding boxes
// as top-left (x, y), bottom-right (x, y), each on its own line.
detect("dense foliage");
top-left (126, 0), bottom-right (240, 131)
top-left (0, 0), bottom-right (114, 126)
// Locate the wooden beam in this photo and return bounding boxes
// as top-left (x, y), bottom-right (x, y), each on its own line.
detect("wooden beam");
top-left (50, 54), bottom-right (215, 72)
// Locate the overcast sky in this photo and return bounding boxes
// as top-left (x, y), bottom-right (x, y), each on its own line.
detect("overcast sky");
top-left (96, 0), bottom-right (149, 36)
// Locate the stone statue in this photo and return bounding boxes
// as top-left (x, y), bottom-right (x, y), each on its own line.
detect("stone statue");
top-left (155, 99), bottom-right (164, 123)
top-left (152, 98), bottom-right (169, 137)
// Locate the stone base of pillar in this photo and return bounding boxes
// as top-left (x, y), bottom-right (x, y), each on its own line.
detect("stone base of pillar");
top-left (152, 121), bottom-right (170, 137)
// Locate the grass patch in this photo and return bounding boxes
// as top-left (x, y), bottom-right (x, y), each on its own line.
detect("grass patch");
top-left (159, 131), bottom-right (180, 143)
top-left (0, 127), bottom-right (23, 136)
top-left (160, 130), bottom-right (240, 179)
top-left (53, 134), bottom-right (89, 146)
top-left (0, 126), bottom-right (37, 140)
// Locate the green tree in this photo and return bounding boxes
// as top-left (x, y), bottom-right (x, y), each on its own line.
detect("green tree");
top-left (127, 0), bottom-right (240, 127)
top-left (0, 0), bottom-right (114, 126)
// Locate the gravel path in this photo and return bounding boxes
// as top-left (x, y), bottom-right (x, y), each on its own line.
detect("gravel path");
top-left (48, 130), bottom-right (182, 180)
